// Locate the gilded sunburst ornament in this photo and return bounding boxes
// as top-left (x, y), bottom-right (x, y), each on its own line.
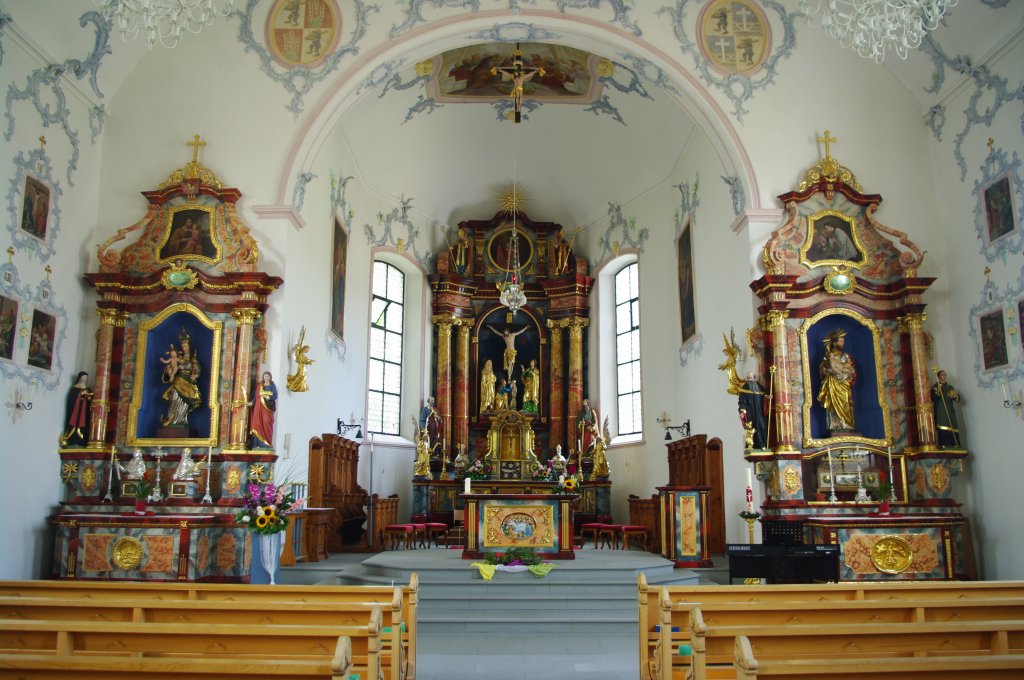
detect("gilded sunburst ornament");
top-left (498, 185), bottom-right (528, 215)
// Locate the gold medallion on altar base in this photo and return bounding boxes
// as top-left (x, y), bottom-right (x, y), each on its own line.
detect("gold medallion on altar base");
top-left (697, 0), bottom-right (770, 76)
top-left (266, 0), bottom-right (341, 68)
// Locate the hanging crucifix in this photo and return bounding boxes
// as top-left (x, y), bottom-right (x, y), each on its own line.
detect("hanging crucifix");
top-left (491, 43), bottom-right (545, 124)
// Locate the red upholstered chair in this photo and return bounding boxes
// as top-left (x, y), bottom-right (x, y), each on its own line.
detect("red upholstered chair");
top-left (382, 524), bottom-right (415, 550)
top-left (620, 525), bottom-right (648, 551)
top-left (409, 523), bottom-right (428, 549)
top-left (423, 522), bottom-right (448, 547)
top-left (598, 524), bottom-right (622, 550)
top-left (579, 522), bottom-right (604, 548)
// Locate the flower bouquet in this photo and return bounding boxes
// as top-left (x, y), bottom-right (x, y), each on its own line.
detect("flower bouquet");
top-left (234, 481), bottom-right (304, 534)
top-left (471, 547), bottom-right (555, 579)
top-left (530, 464), bottom-right (552, 482)
top-left (555, 474), bottom-right (580, 494)
top-left (465, 459), bottom-right (492, 481)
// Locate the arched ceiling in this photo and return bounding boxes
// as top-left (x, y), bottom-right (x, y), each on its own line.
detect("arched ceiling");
top-left (338, 42), bottom-right (698, 229)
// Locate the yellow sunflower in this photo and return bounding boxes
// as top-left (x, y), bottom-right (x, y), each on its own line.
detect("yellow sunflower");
top-left (563, 478), bottom-right (576, 491)
top-left (262, 505), bottom-right (277, 519)
top-left (255, 515), bottom-right (270, 528)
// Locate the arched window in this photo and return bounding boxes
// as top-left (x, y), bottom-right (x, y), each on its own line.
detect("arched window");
top-left (614, 262), bottom-right (642, 435)
top-left (367, 261), bottom-right (405, 435)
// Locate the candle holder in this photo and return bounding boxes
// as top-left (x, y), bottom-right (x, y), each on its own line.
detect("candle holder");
top-left (102, 446), bottom-right (118, 503)
top-left (149, 448), bottom-right (165, 502)
top-left (853, 452), bottom-right (870, 503)
top-left (739, 511), bottom-right (761, 543)
top-left (200, 448), bottom-right (214, 504)
top-left (663, 419), bottom-right (692, 441)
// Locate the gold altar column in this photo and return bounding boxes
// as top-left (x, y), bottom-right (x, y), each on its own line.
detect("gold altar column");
top-left (227, 307), bottom-right (261, 450)
top-left (87, 308), bottom-right (126, 447)
top-left (764, 311), bottom-right (797, 452)
top-left (453, 322), bottom-right (471, 453)
top-left (566, 318), bottom-right (588, 452)
top-left (547, 319), bottom-right (567, 450)
top-left (432, 315), bottom-right (456, 456)
top-left (899, 312), bottom-right (936, 449)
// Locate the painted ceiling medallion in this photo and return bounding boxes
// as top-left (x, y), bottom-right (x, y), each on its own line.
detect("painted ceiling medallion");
top-left (266, 0), bottom-right (341, 68)
top-left (824, 266), bottom-right (856, 295)
top-left (698, 0), bottom-right (771, 76)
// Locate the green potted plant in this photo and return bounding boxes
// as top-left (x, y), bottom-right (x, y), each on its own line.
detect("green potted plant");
top-left (134, 479), bottom-right (153, 514)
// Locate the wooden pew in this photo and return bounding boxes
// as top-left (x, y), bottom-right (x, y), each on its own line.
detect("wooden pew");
top-left (0, 647), bottom-right (353, 679)
top-left (690, 607), bottom-right (1024, 680)
top-left (733, 635), bottom-right (1024, 679)
top-left (0, 616), bottom-right (374, 678)
top-left (0, 577), bottom-right (419, 680)
top-left (637, 576), bottom-right (1024, 680)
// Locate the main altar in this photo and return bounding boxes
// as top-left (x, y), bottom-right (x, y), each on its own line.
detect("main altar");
top-left (51, 140), bottom-right (284, 581)
top-left (413, 208), bottom-right (612, 533)
top-left (728, 134), bottom-right (971, 581)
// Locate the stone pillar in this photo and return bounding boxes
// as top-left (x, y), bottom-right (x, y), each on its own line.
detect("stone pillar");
top-left (453, 321), bottom-right (471, 454)
top-left (88, 308), bottom-right (125, 447)
top-left (547, 319), bottom-right (566, 450)
top-left (899, 312), bottom-right (935, 449)
top-left (566, 317), bottom-right (588, 453)
top-left (764, 311), bottom-right (797, 452)
top-left (227, 307), bottom-right (261, 450)
top-left (433, 315), bottom-right (455, 456)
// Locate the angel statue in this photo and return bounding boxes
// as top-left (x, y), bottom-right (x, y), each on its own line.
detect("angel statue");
top-left (410, 415), bottom-right (433, 480)
top-left (591, 416), bottom-right (612, 479)
top-left (286, 326), bottom-right (315, 392)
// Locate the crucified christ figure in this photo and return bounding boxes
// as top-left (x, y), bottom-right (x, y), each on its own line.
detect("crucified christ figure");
top-left (487, 324), bottom-right (527, 377)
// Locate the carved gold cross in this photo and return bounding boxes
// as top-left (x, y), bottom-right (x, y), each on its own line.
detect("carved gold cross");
top-left (38, 135), bottom-right (46, 150)
top-left (817, 130), bottom-right (838, 160)
top-left (186, 134), bottom-right (206, 164)
top-left (44, 265), bottom-right (52, 281)
top-left (987, 137), bottom-right (994, 153)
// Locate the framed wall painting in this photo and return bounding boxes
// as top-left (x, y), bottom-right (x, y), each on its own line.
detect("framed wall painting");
top-left (0, 294), bottom-right (17, 362)
top-left (799, 210), bottom-right (868, 269)
top-left (26, 308), bottom-right (56, 371)
top-left (486, 225), bottom-right (535, 275)
top-left (157, 205), bottom-right (221, 264)
top-left (979, 308), bottom-right (1009, 371)
top-left (982, 174), bottom-right (1016, 245)
top-left (677, 221), bottom-right (697, 345)
top-left (330, 217), bottom-right (348, 341)
top-left (1018, 297), bottom-right (1024, 359)
top-left (19, 175), bottom-right (50, 241)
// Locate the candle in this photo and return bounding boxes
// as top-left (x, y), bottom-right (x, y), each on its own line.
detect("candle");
top-left (1003, 381), bottom-right (1011, 402)
top-left (559, 474), bottom-right (565, 484)
top-left (464, 478), bottom-right (471, 494)
top-left (370, 431), bottom-right (374, 454)
top-left (746, 467), bottom-right (753, 489)
top-left (887, 446), bottom-right (892, 465)
top-left (827, 447), bottom-right (834, 477)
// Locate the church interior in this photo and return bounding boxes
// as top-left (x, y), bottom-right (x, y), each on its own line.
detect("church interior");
top-left (1, 0), bottom-right (1024, 674)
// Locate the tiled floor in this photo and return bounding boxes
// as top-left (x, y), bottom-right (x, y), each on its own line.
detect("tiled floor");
top-left (417, 631), bottom-right (638, 680)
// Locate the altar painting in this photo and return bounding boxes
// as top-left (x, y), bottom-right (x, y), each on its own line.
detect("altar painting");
top-left (486, 226), bottom-right (535, 275)
top-left (127, 304), bottom-right (223, 447)
top-left (158, 206), bottom-right (221, 264)
top-left (800, 210), bottom-right (867, 269)
top-left (483, 503), bottom-right (554, 549)
top-left (432, 43), bottom-right (600, 104)
top-left (27, 308), bottom-right (56, 370)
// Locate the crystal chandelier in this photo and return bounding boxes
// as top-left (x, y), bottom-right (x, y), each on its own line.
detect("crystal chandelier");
top-left (95, 0), bottom-right (235, 49)
top-left (802, 0), bottom-right (958, 64)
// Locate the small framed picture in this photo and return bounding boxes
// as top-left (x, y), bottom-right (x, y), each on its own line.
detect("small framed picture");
top-left (158, 205), bottom-right (221, 264)
top-left (330, 217), bottom-right (348, 342)
top-left (800, 210), bottom-right (868, 269)
top-left (0, 294), bottom-right (18, 361)
top-left (26, 308), bottom-right (56, 371)
top-left (982, 174), bottom-right (1017, 245)
top-left (978, 308), bottom-right (1009, 371)
top-left (676, 221), bottom-right (697, 345)
top-left (20, 175), bottom-right (50, 241)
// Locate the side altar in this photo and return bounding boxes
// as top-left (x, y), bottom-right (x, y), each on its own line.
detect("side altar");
top-left (52, 139), bottom-right (285, 581)
top-left (724, 133), bottom-right (971, 581)
top-left (413, 209), bottom-right (613, 529)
